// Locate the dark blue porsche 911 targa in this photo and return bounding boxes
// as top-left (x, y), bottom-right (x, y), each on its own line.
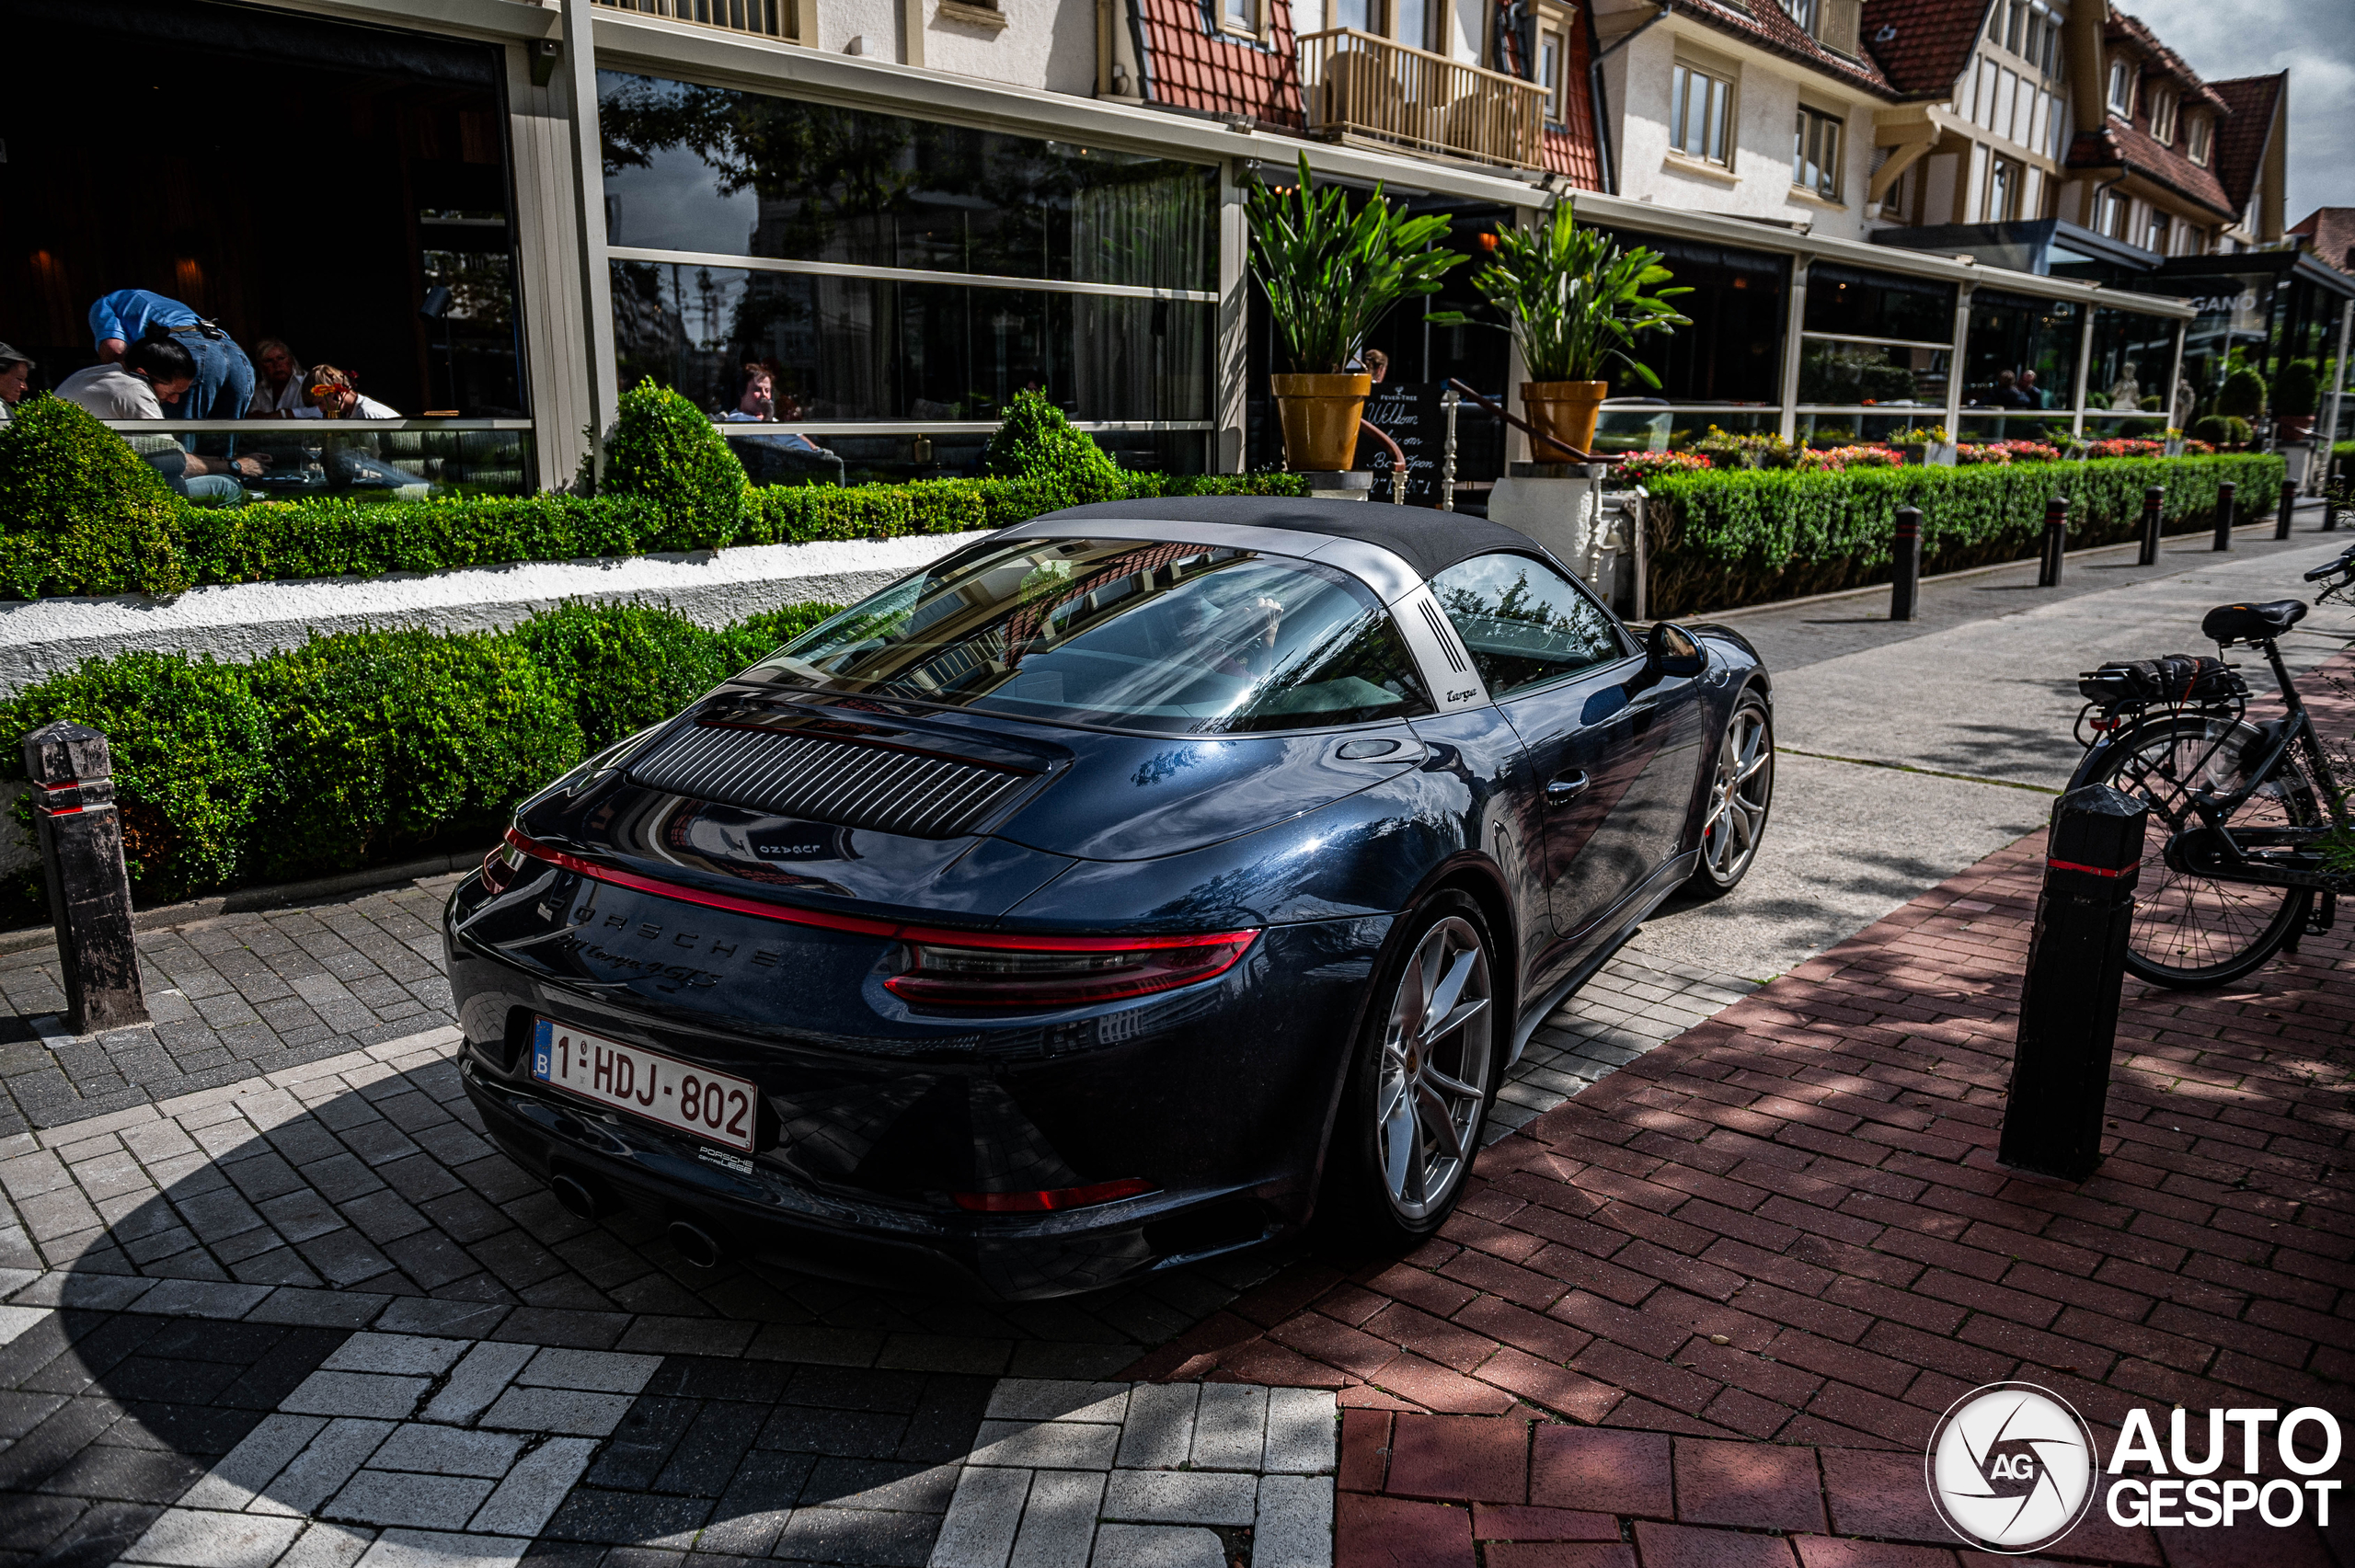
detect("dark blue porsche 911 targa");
top-left (443, 498), bottom-right (1774, 1299)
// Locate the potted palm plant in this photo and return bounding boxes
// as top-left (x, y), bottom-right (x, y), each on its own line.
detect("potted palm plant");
top-left (1453, 200), bottom-right (1689, 461)
top-left (1247, 155), bottom-right (1465, 473)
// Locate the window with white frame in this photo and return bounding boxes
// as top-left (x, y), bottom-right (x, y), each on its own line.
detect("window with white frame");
top-left (2186, 113), bottom-right (2212, 165)
top-left (2098, 189), bottom-right (2126, 237)
top-left (2147, 85), bottom-right (2176, 143)
top-left (2004, 0), bottom-right (2025, 54)
top-left (1219, 0), bottom-right (1265, 36)
top-left (1785, 0), bottom-right (1820, 32)
top-left (1985, 156), bottom-right (2023, 221)
top-left (2145, 211), bottom-right (2169, 253)
top-left (2107, 58), bottom-right (2134, 116)
top-left (1794, 105), bottom-right (1842, 199)
top-left (1670, 63), bottom-right (1733, 166)
top-left (1537, 10), bottom-right (1573, 122)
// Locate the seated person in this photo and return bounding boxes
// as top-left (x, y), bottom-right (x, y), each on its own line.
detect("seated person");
top-left (718, 366), bottom-right (843, 486)
top-left (247, 338), bottom-right (307, 417)
top-left (55, 332), bottom-right (265, 503)
top-left (0, 343), bottom-right (31, 426)
top-left (297, 364), bottom-right (400, 419)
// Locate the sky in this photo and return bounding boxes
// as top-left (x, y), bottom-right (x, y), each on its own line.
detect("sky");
top-left (2120, 0), bottom-right (2354, 223)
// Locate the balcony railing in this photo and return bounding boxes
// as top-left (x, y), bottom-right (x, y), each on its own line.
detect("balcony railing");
top-left (592, 0), bottom-right (786, 40)
top-left (1297, 29), bottom-right (1547, 170)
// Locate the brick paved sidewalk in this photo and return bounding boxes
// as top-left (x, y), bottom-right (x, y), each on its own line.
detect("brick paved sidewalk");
top-left (1128, 658), bottom-right (2355, 1566)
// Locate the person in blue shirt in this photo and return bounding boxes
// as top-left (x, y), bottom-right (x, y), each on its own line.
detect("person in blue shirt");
top-left (88, 289), bottom-right (256, 441)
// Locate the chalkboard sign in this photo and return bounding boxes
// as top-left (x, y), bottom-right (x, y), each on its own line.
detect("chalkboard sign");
top-left (1357, 383), bottom-right (1507, 505)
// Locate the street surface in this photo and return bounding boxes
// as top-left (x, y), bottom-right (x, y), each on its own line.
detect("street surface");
top-left (0, 513), bottom-right (2346, 1568)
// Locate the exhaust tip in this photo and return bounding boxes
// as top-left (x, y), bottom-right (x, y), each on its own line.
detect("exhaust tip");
top-left (667, 1219), bottom-right (723, 1269)
top-left (549, 1173), bottom-right (605, 1221)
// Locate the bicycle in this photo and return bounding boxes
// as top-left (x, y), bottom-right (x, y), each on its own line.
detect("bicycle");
top-left (2066, 541), bottom-right (2355, 988)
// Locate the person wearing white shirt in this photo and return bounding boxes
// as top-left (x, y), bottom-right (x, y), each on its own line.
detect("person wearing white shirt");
top-left (248, 338), bottom-right (307, 417)
top-left (299, 364), bottom-right (401, 420)
top-left (0, 344), bottom-right (32, 427)
top-left (53, 335), bottom-right (263, 502)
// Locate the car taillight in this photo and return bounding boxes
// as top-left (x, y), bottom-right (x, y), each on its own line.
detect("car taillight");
top-left (953, 1178), bottom-right (1155, 1213)
top-left (480, 840), bottom-right (528, 895)
top-left (884, 929), bottom-right (1258, 1008)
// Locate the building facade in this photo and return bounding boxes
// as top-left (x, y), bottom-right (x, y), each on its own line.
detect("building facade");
top-left (12, 0), bottom-right (2288, 506)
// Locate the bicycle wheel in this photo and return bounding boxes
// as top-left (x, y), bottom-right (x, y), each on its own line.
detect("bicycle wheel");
top-left (2072, 715), bottom-right (2318, 988)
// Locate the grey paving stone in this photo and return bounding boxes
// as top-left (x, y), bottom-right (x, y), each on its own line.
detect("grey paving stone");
top-left (1114, 1385), bottom-right (1197, 1471)
top-left (1261, 1388), bottom-right (1338, 1475)
top-left (247, 1417), bottom-right (399, 1516)
top-left (179, 1412), bottom-right (328, 1509)
top-left (1100, 1471), bottom-right (1258, 1527)
top-left (513, 1345), bottom-right (663, 1393)
top-left (350, 1526), bottom-right (532, 1568)
top-left (276, 1520), bottom-right (379, 1568)
top-left (927, 1464), bottom-right (1030, 1568)
top-left (983, 1379), bottom-right (1129, 1425)
top-left (1007, 1466), bottom-right (1102, 1568)
top-left (1187, 1384), bottom-right (1267, 1472)
top-left (327, 1468), bottom-right (499, 1529)
top-left (773, 1504), bottom-right (937, 1566)
top-left (420, 1340), bottom-right (538, 1425)
top-left (121, 1507), bottom-right (309, 1567)
top-left (321, 1333), bottom-right (470, 1378)
top-left (970, 1418), bottom-right (1120, 1471)
top-left (281, 1370), bottom-right (430, 1421)
top-left (477, 1385), bottom-right (636, 1437)
top-left (366, 1422), bottom-right (527, 1478)
top-left (1087, 1524), bottom-right (1225, 1568)
top-left (465, 1435), bottom-right (596, 1537)
top-left (1253, 1474), bottom-right (1334, 1568)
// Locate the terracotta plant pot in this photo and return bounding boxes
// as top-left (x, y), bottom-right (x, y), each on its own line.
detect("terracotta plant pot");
top-left (1522, 381), bottom-right (1609, 462)
top-left (1271, 373), bottom-right (1373, 473)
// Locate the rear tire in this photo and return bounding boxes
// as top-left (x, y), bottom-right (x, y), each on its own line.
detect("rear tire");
top-left (1685, 690), bottom-right (1774, 898)
top-left (2074, 714), bottom-right (2317, 988)
top-left (1324, 892), bottom-right (1500, 1244)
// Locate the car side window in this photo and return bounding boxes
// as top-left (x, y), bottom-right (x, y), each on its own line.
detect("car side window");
top-left (1428, 554), bottom-right (1627, 698)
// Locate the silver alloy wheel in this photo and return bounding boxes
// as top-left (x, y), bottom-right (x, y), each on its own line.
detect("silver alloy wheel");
top-left (1699, 702), bottom-right (1773, 885)
top-left (1374, 914), bottom-right (1494, 1222)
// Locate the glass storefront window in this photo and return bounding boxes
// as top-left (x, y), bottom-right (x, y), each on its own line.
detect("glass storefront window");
top-left (1590, 409), bottom-right (1776, 455)
top-left (121, 424), bottom-right (532, 499)
top-left (1599, 232), bottom-right (1789, 404)
top-left (600, 72), bottom-right (1216, 292)
top-left (725, 429), bottom-right (1207, 487)
top-left (2086, 305), bottom-right (2184, 422)
top-left (1956, 413), bottom-right (2077, 446)
top-left (1960, 292), bottom-right (2080, 413)
top-left (1796, 340), bottom-right (1950, 406)
top-left (612, 262), bottom-right (1210, 428)
top-left (1803, 264), bottom-right (1957, 343)
top-left (2080, 413), bottom-right (2172, 440)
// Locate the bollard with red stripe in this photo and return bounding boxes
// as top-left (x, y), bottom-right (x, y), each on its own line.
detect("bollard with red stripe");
top-left (24, 722), bottom-right (148, 1034)
top-left (1999, 784), bottom-right (2148, 1180)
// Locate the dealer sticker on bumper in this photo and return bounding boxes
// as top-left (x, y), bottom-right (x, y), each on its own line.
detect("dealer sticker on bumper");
top-left (530, 1017), bottom-right (758, 1153)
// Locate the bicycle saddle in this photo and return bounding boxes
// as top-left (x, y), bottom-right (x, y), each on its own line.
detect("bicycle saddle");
top-left (2303, 544), bottom-right (2355, 582)
top-left (2200, 599), bottom-right (2307, 644)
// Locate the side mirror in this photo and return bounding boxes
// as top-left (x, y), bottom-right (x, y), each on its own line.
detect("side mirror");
top-left (1647, 622), bottom-right (1709, 679)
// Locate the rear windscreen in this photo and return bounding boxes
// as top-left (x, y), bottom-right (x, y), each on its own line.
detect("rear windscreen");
top-left (743, 537), bottom-right (1434, 735)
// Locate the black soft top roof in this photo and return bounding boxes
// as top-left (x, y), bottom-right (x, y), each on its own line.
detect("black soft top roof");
top-left (1031, 497), bottom-right (1547, 582)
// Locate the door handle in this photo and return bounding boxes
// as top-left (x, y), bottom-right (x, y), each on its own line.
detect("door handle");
top-left (1545, 771), bottom-right (1591, 807)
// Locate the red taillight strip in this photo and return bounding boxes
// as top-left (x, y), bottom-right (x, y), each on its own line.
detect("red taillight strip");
top-left (500, 828), bottom-right (1260, 956)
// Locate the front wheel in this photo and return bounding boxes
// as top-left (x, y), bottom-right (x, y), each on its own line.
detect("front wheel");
top-left (2074, 715), bottom-right (2317, 988)
top-left (1326, 893), bottom-right (1499, 1243)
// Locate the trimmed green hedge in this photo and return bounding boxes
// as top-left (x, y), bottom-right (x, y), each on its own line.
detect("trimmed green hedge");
top-left (1643, 454), bottom-right (2289, 616)
top-left (0, 598), bottom-right (841, 904)
top-left (0, 394), bottom-right (1306, 601)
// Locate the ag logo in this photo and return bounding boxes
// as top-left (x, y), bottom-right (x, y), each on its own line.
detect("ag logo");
top-left (1925, 1382), bottom-right (2099, 1552)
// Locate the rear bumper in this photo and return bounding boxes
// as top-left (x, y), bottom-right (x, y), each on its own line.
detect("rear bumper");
top-left (445, 887), bottom-right (1391, 1299)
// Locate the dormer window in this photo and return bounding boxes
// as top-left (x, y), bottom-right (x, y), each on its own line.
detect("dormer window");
top-left (2107, 59), bottom-right (2134, 116)
top-left (2148, 86), bottom-right (2177, 143)
top-left (1786, 0), bottom-right (1820, 31)
top-left (2187, 113), bottom-right (2212, 165)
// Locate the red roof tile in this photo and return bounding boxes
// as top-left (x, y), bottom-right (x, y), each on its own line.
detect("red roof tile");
top-left (2207, 72), bottom-right (2283, 218)
top-left (2063, 116), bottom-right (2234, 222)
top-left (1859, 0), bottom-right (1993, 99)
top-left (1673, 0), bottom-right (1896, 97)
top-left (2289, 208), bottom-right (2355, 275)
top-left (2104, 9), bottom-right (2226, 111)
top-left (1137, 0), bottom-right (1306, 128)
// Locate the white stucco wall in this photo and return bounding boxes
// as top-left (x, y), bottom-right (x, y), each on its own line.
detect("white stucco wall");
top-left (1607, 22), bottom-right (1878, 243)
top-left (814, 0), bottom-right (903, 61)
top-left (924, 0), bottom-right (1098, 93)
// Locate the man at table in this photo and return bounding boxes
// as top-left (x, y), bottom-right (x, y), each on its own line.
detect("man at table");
top-left (247, 338), bottom-right (306, 417)
top-left (89, 289), bottom-right (255, 432)
top-left (56, 333), bottom-right (265, 503)
top-left (0, 344), bottom-right (31, 426)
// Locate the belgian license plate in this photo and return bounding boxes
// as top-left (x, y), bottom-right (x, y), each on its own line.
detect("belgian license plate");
top-left (529, 1018), bottom-right (758, 1152)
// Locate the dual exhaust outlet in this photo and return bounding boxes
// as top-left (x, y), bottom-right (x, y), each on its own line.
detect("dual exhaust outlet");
top-left (548, 1170), bottom-right (723, 1270)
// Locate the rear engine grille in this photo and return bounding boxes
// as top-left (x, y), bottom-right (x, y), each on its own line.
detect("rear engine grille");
top-left (627, 725), bottom-right (1034, 838)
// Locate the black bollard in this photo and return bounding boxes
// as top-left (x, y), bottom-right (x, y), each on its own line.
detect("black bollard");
top-left (1890, 506), bottom-right (1923, 622)
top-left (2138, 486), bottom-right (2164, 566)
top-left (2327, 488), bottom-right (2340, 533)
top-left (2278, 478), bottom-right (2297, 541)
top-left (2212, 480), bottom-right (2235, 551)
top-left (2037, 496), bottom-right (2068, 587)
top-left (1999, 784), bottom-right (2149, 1181)
top-left (24, 722), bottom-right (149, 1035)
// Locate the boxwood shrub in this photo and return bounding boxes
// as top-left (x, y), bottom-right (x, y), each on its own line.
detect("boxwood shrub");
top-left (1641, 453), bottom-right (2288, 615)
top-left (0, 597), bottom-right (841, 905)
top-left (0, 393), bottom-right (1308, 601)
